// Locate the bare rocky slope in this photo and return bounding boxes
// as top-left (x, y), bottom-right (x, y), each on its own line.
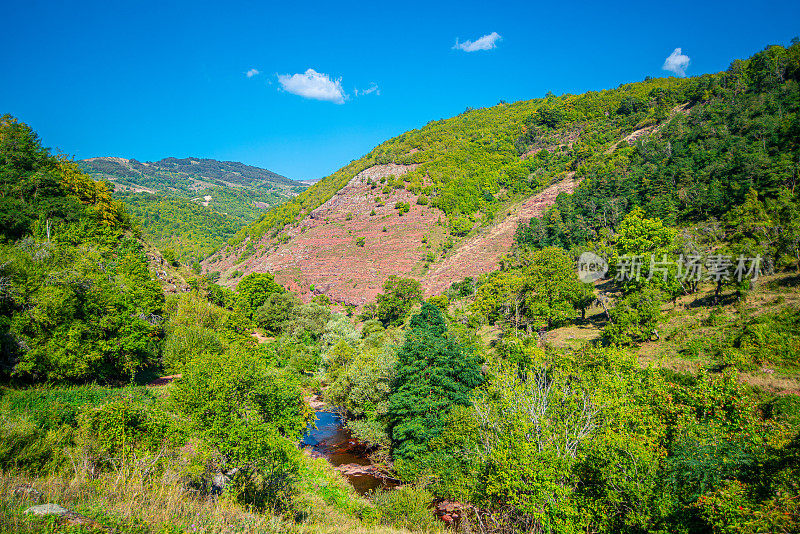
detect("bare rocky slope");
top-left (204, 165), bottom-right (577, 305)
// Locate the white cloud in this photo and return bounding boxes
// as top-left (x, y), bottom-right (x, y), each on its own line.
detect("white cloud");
top-left (277, 68), bottom-right (346, 104)
top-left (663, 48), bottom-right (690, 77)
top-left (355, 83), bottom-right (380, 97)
top-left (453, 32), bottom-right (501, 52)
top-left (246, 68), bottom-right (260, 78)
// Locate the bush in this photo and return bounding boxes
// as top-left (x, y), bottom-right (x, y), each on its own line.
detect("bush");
top-left (394, 202), bottom-right (410, 215)
top-left (449, 217), bottom-right (472, 236)
top-left (0, 386), bottom-right (166, 474)
top-left (172, 348), bottom-right (311, 509)
top-left (368, 485), bottom-right (440, 532)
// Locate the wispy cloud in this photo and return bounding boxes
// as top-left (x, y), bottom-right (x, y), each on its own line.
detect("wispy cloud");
top-left (663, 48), bottom-right (690, 77)
top-left (453, 32), bottom-right (501, 52)
top-left (355, 83), bottom-right (380, 97)
top-left (277, 68), bottom-right (346, 104)
top-left (246, 68), bottom-right (260, 78)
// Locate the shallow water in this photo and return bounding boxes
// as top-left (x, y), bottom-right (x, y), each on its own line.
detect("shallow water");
top-left (301, 410), bottom-right (395, 494)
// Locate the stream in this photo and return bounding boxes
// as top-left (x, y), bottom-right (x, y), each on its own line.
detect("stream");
top-left (301, 409), bottom-right (397, 494)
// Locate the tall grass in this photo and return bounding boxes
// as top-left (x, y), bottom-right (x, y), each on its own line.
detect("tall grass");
top-left (0, 456), bottom-right (428, 534)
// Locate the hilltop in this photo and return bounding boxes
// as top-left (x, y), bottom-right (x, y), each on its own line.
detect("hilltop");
top-left (81, 156), bottom-right (299, 193)
top-left (203, 74), bottom-right (698, 303)
top-left (81, 156), bottom-right (306, 262)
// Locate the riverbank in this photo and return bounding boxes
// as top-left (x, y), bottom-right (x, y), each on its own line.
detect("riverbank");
top-left (301, 397), bottom-right (399, 494)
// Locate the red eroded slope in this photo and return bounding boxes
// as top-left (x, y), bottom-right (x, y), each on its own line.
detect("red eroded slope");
top-left (422, 175), bottom-right (576, 296)
top-left (204, 165), bottom-right (576, 305)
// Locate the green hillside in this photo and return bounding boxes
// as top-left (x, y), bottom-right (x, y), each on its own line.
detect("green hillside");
top-left (80, 156), bottom-right (306, 262)
top-left (116, 191), bottom-right (242, 263)
top-left (235, 74), bottom-right (699, 245)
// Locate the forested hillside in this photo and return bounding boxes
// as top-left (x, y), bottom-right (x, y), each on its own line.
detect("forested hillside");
top-left (233, 75), bottom-right (695, 246)
top-left (0, 115), bottom-right (163, 382)
top-left (116, 192), bottom-right (242, 262)
top-left (81, 156), bottom-right (306, 263)
top-left (518, 43), bottom-right (800, 257)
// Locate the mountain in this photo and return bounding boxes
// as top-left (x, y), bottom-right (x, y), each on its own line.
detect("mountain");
top-left (80, 156), bottom-right (304, 221)
top-left (203, 75), bottom-right (699, 303)
top-left (80, 156), bottom-right (299, 192)
top-left (206, 42), bottom-right (800, 308)
top-left (80, 156), bottom-right (307, 262)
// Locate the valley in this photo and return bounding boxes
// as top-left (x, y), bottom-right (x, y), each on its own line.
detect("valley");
top-left (2, 38), bottom-right (800, 534)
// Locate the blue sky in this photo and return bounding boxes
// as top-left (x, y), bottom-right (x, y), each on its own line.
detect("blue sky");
top-left (2, 0), bottom-right (798, 182)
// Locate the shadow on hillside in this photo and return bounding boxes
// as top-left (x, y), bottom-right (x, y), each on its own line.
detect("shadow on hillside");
top-left (688, 291), bottom-right (738, 308)
top-left (766, 273), bottom-right (800, 289)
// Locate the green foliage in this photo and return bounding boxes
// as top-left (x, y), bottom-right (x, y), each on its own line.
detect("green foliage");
top-left (172, 347), bottom-right (311, 509)
top-left (473, 247), bottom-right (592, 330)
top-left (374, 275), bottom-right (423, 327)
top-left (449, 216), bottom-right (472, 237)
top-left (161, 292), bottom-right (230, 373)
top-left (602, 288), bottom-right (665, 346)
top-left (368, 485), bottom-right (441, 532)
top-left (118, 193), bottom-right (242, 263)
top-left (0, 385), bottom-right (170, 474)
top-left (1, 116), bottom-right (129, 242)
top-left (77, 399), bottom-right (186, 461)
top-left (394, 201), bottom-right (410, 215)
top-left (235, 272), bottom-right (284, 319)
top-left (388, 303), bottom-right (483, 463)
top-left (2, 239), bottom-right (164, 383)
top-left (254, 292), bottom-right (301, 334)
top-left (724, 305), bottom-right (800, 370)
top-left (518, 41), bottom-right (800, 262)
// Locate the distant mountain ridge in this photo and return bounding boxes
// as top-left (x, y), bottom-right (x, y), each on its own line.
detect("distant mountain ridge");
top-left (80, 156), bottom-right (300, 192)
top-left (80, 156), bottom-right (306, 263)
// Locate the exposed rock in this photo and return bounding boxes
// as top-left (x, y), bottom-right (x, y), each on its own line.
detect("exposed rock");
top-left (335, 463), bottom-right (380, 477)
top-left (25, 504), bottom-right (113, 531)
top-left (305, 395), bottom-right (327, 411)
top-left (435, 500), bottom-right (469, 525)
top-left (211, 468), bottom-right (239, 494)
top-left (25, 503), bottom-right (68, 516)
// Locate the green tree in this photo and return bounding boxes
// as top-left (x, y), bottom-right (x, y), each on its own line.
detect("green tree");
top-left (523, 247), bottom-right (592, 329)
top-left (387, 303), bottom-right (483, 462)
top-left (602, 288), bottom-right (665, 346)
top-left (235, 272), bottom-right (284, 319)
top-left (254, 292), bottom-right (300, 334)
top-left (375, 275), bottom-right (423, 326)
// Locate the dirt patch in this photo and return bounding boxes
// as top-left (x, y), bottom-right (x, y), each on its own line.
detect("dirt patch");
top-left (423, 176), bottom-right (577, 296)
